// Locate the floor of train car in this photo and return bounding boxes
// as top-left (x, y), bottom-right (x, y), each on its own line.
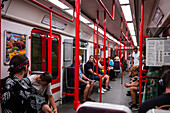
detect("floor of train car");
top-left (58, 72), bottom-right (138, 113)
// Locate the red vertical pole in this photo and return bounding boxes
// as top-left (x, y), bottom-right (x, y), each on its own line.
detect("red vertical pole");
top-left (96, 10), bottom-right (99, 84)
top-left (120, 17), bottom-right (123, 60)
top-left (74, 0), bottom-right (80, 110)
top-left (100, 11), bottom-right (107, 103)
top-left (139, 0), bottom-right (144, 107)
top-left (0, 0), bottom-right (1, 82)
top-left (120, 17), bottom-right (123, 85)
top-left (123, 39), bottom-right (125, 65)
top-left (93, 22), bottom-right (95, 80)
top-left (116, 43), bottom-right (117, 56)
top-left (108, 41), bottom-right (110, 58)
top-left (107, 41), bottom-right (110, 75)
top-left (112, 0), bottom-right (115, 19)
top-left (48, 12), bottom-right (52, 74)
top-left (96, 10), bottom-right (101, 102)
top-left (119, 37), bottom-right (122, 60)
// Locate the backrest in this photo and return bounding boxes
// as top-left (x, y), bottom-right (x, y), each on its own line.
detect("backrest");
top-left (67, 64), bottom-right (75, 87)
top-left (147, 109), bottom-right (170, 113)
top-left (114, 61), bottom-right (120, 70)
top-left (77, 102), bottom-right (132, 113)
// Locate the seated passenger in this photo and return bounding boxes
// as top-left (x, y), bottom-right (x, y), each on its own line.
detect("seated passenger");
top-left (84, 55), bottom-right (110, 93)
top-left (121, 54), bottom-right (127, 73)
top-left (124, 65), bottom-right (139, 110)
top-left (70, 56), bottom-right (95, 103)
top-left (109, 57), bottom-right (114, 67)
top-left (1, 55), bottom-right (48, 113)
top-left (139, 70), bottom-right (170, 113)
top-left (106, 57), bottom-right (115, 81)
top-left (114, 56), bottom-right (121, 76)
top-left (26, 72), bottom-right (57, 113)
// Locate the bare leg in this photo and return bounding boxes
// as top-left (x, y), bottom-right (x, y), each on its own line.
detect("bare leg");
top-left (87, 81), bottom-right (94, 98)
top-left (105, 74), bottom-right (110, 89)
top-left (42, 104), bottom-right (53, 113)
top-left (130, 87), bottom-right (137, 104)
top-left (83, 84), bottom-right (90, 101)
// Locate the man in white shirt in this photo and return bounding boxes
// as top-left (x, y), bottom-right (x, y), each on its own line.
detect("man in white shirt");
top-left (131, 46), bottom-right (140, 67)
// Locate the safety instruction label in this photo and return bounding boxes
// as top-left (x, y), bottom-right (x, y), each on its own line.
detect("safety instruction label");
top-left (146, 38), bottom-right (170, 66)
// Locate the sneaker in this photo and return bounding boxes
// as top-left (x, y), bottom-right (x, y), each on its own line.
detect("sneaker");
top-left (108, 86), bottom-right (112, 89)
top-left (87, 98), bottom-right (96, 102)
top-left (130, 104), bottom-right (138, 111)
top-left (106, 87), bottom-right (111, 91)
top-left (126, 93), bottom-right (131, 96)
top-left (102, 87), bottom-right (107, 92)
top-left (98, 88), bottom-right (104, 94)
top-left (128, 101), bottom-right (133, 105)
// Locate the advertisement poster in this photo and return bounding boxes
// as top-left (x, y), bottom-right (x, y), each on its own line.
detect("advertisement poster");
top-left (5, 31), bottom-right (26, 64)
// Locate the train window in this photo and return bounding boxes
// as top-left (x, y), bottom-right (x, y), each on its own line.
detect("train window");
top-left (31, 34), bottom-right (43, 71)
top-left (31, 30), bottom-right (60, 81)
top-left (52, 38), bottom-right (58, 80)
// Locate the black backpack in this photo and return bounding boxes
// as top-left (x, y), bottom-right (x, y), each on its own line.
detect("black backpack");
top-left (23, 77), bottom-right (47, 110)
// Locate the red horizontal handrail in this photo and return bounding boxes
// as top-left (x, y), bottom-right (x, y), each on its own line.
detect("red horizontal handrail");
top-left (143, 35), bottom-right (149, 38)
top-left (142, 70), bottom-right (148, 72)
top-left (142, 76), bottom-right (160, 79)
top-left (29, 0), bottom-right (75, 22)
top-left (97, 0), bottom-right (115, 20)
top-left (62, 66), bottom-right (75, 69)
top-left (62, 91), bottom-right (74, 96)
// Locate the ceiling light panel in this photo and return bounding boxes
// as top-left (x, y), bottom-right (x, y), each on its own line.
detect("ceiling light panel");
top-left (48, 0), bottom-right (69, 9)
top-left (98, 28), bottom-right (104, 35)
top-left (119, 0), bottom-right (129, 4)
top-left (80, 15), bottom-right (90, 24)
top-left (127, 23), bottom-right (134, 31)
top-left (121, 5), bottom-right (132, 21)
top-left (65, 9), bottom-right (73, 16)
top-left (130, 30), bottom-right (135, 35)
top-left (132, 36), bottom-right (137, 46)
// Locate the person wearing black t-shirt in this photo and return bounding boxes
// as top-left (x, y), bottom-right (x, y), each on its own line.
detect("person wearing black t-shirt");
top-left (84, 55), bottom-right (110, 91)
top-left (139, 70), bottom-right (170, 113)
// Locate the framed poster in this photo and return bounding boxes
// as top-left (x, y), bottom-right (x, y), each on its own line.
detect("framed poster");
top-left (4, 31), bottom-right (27, 65)
top-left (152, 7), bottom-right (164, 26)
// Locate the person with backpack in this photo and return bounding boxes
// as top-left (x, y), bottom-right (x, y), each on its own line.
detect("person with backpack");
top-left (25, 72), bottom-right (57, 113)
top-left (1, 55), bottom-right (48, 113)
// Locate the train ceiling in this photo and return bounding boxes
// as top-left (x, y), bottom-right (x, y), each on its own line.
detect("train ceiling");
top-left (68, 0), bottom-right (134, 46)
top-left (31, 0), bottom-right (134, 46)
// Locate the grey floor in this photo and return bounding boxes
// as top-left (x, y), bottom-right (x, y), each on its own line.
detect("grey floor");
top-left (57, 72), bottom-right (138, 113)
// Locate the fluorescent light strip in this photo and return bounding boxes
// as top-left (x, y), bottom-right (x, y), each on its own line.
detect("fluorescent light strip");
top-left (121, 5), bottom-right (132, 21)
top-left (132, 36), bottom-right (137, 46)
top-left (65, 10), bottom-right (90, 24)
top-left (48, 0), bottom-right (69, 9)
top-left (127, 23), bottom-right (134, 31)
top-left (88, 25), bottom-right (124, 46)
top-left (80, 15), bottom-right (90, 24)
top-left (98, 28), bottom-right (104, 35)
top-left (130, 30), bottom-right (135, 35)
top-left (88, 24), bottom-right (97, 30)
top-left (65, 9), bottom-right (74, 16)
top-left (119, 0), bottom-right (129, 4)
